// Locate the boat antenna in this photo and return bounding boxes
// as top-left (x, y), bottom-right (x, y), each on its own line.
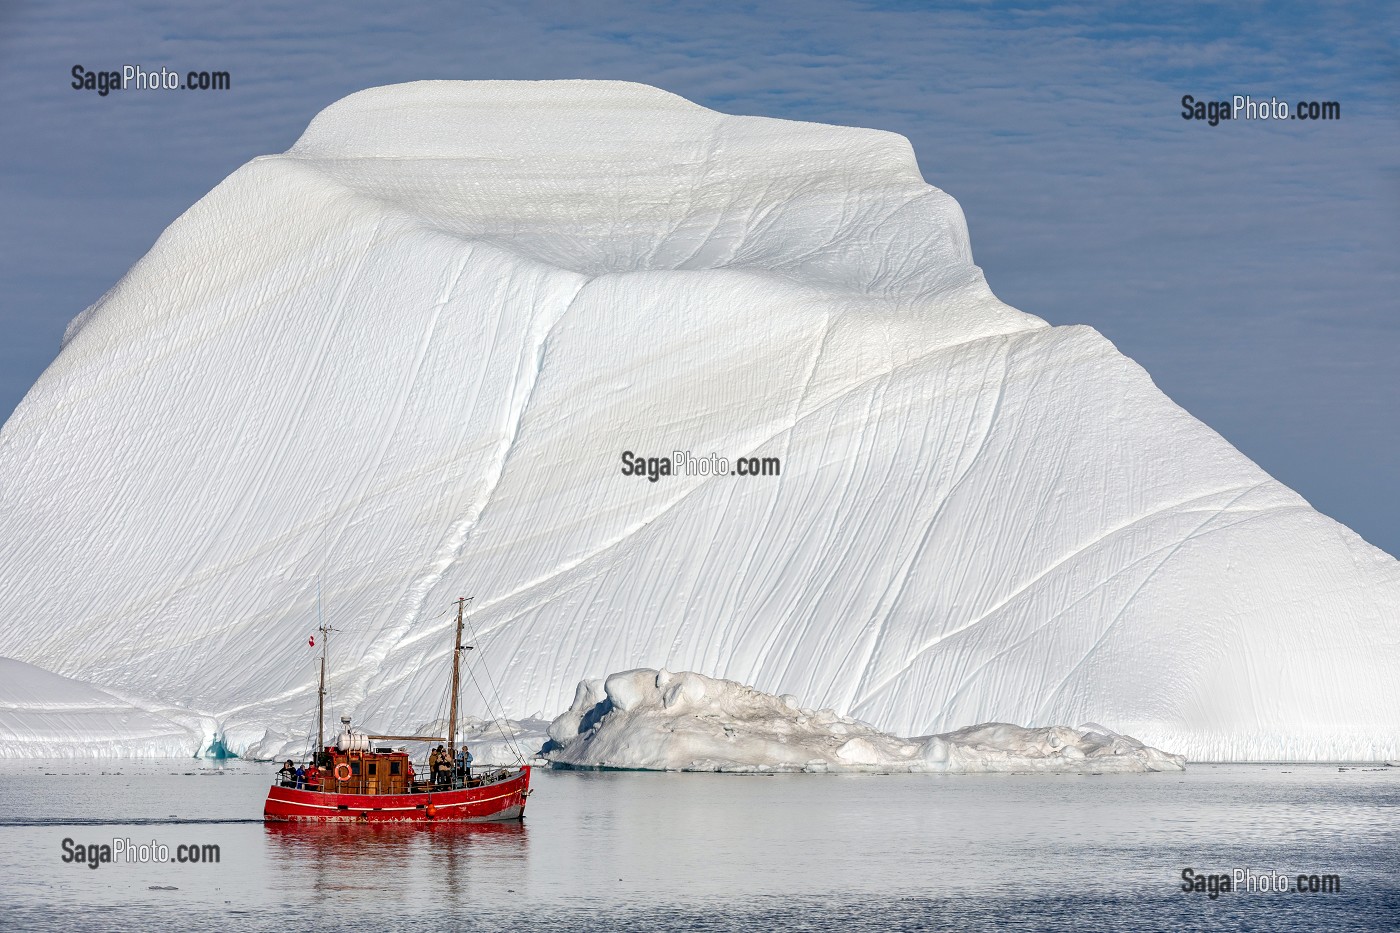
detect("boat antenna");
top-left (447, 596), bottom-right (472, 759)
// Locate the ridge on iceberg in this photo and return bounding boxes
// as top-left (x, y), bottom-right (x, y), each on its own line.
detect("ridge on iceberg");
top-left (545, 669), bottom-right (1185, 773)
top-left (1, 80), bottom-right (1398, 762)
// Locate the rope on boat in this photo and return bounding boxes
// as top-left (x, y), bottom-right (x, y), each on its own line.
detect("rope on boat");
top-left (461, 645), bottom-right (528, 764)
top-left (461, 601), bottom-right (529, 765)
top-left (299, 650), bottom-right (319, 761)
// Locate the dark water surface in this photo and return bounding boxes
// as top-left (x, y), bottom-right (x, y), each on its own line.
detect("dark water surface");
top-left (0, 760), bottom-right (1395, 930)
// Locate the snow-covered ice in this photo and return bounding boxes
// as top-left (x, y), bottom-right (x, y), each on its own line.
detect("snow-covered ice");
top-left (242, 713), bottom-right (550, 766)
top-left (545, 669), bottom-right (1184, 773)
top-left (0, 657), bottom-right (204, 757)
top-left (1, 80), bottom-right (1398, 761)
top-left (456, 716), bottom-right (551, 767)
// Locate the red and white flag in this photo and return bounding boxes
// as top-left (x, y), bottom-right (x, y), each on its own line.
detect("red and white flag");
top-left (308, 635), bottom-right (315, 648)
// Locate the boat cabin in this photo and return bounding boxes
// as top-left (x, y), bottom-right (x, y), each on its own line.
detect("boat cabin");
top-left (319, 744), bottom-right (415, 795)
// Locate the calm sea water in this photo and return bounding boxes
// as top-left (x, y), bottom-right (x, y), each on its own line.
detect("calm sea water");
top-left (0, 760), bottom-right (1395, 931)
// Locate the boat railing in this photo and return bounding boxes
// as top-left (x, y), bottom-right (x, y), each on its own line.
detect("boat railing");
top-left (420, 766), bottom-right (520, 791)
top-left (271, 764), bottom-right (524, 792)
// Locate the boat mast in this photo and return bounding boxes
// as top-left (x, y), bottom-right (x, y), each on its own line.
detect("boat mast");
top-left (315, 579), bottom-right (333, 755)
top-left (316, 620), bottom-right (332, 754)
top-left (448, 597), bottom-right (467, 759)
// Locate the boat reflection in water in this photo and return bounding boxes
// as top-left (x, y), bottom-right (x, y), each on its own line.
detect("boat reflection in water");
top-left (262, 819), bottom-right (530, 903)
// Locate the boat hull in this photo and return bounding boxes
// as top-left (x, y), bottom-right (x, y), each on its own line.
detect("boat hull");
top-left (263, 766), bottom-right (531, 823)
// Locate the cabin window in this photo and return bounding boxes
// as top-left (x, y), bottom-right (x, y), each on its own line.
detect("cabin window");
top-left (367, 762), bottom-right (377, 776)
top-left (350, 762), bottom-right (360, 777)
top-left (389, 761), bottom-right (401, 776)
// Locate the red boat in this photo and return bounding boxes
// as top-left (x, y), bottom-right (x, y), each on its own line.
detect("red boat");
top-left (263, 763), bottom-right (531, 823)
top-left (264, 596), bottom-right (532, 823)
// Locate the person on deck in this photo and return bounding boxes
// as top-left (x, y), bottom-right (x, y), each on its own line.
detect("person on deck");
top-left (435, 745), bottom-right (452, 787)
top-left (294, 764), bottom-right (307, 790)
top-left (456, 745), bottom-right (471, 784)
top-left (278, 759), bottom-right (296, 787)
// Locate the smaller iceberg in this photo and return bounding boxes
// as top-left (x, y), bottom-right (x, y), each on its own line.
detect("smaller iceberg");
top-left (545, 669), bottom-right (1185, 774)
top-left (200, 732), bottom-right (238, 760)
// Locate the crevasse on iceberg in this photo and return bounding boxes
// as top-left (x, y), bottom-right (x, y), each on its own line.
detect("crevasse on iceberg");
top-left (0, 81), bottom-right (1396, 761)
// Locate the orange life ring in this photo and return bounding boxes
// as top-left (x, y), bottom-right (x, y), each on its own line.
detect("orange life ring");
top-left (333, 762), bottom-right (352, 782)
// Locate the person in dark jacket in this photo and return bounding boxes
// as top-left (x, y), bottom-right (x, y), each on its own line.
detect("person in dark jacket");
top-left (439, 745), bottom-right (455, 787)
top-left (278, 760), bottom-right (296, 787)
top-left (294, 764), bottom-right (307, 790)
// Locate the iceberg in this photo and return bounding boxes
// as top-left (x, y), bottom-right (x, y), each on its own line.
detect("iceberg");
top-left (0, 657), bottom-right (203, 757)
top-left (0, 80), bottom-right (1397, 761)
top-left (545, 668), bottom-right (1185, 773)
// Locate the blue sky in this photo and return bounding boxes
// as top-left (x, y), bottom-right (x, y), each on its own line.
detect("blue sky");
top-left (1, 1), bottom-right (1397, 554)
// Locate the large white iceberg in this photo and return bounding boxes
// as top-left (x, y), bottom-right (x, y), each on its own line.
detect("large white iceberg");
top-left (546, 669), bottom-right (1185, 773)
top-left (0, 81), bottom-right (1397, 761)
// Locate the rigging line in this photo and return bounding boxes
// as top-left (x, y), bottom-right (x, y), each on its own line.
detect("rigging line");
top-left (302, 652), bottom-right (319, 761)
top-left (454, 601), bottom-right (525, 763)
top-left (462, 603), bottom-right (527, 763)
top-left (462, 602), bottom-right (513, 723)
top-left (462, 654), bottom-right (526, 763)
top-left (303, 658), bottom-right (316, 756)
top-left (426, 673), bottom-right (454, 769)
